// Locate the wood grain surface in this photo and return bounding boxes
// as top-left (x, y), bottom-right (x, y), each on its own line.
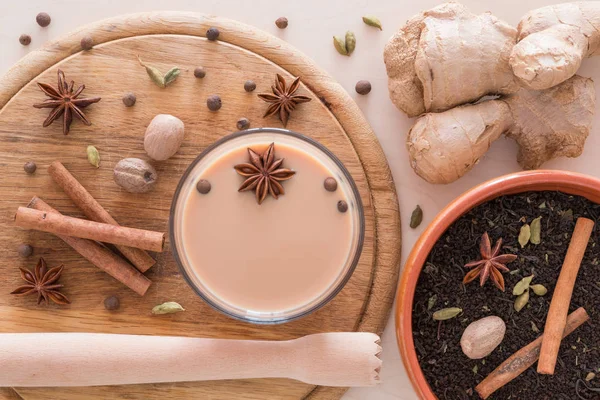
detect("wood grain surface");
top-left (0, 12), bottom-right (401, 400)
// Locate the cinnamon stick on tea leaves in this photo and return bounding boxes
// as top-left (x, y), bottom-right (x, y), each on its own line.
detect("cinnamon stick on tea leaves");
top-left (48, 161), bottom-right (155, 272)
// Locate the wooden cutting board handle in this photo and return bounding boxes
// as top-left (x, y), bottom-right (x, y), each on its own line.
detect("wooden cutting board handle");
top-left (0, 332), bottom-right (381, 387)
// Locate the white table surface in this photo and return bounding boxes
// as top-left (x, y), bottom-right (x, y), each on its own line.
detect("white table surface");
top-left (2, 0), bottom-right (600, 399)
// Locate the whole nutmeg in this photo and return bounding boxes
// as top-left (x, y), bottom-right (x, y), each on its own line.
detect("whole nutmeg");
top-left (104, 295), bottom-right (120, 311)
top-left (355, 80), bottom-right (372, 95)
top-left (36, 12), bottom-right (51, 27)
top-left (460, 316), bottom-right (506, 359)
top-left (324, 177), bottom-right (338, 192)
top-left (19, 34), bottom-right (31, 46)
top-left (337, 200), bottom-right (348, 213)
top-left (236, 117), bottom-right (250, 130)
top-left (23, 161), bottom-right (37, 174)
top-left (275, 17), bottom-right (289, 29)
top-left (81, 35), bottom-right (94, 50)
top-left (207, 95), bottom-right (222, 111)
top-left (244, 80), bottom-right (256, 92)
top-left (196, 179), bottom-right (211, 194)
top-left (144, 114), bottom-right (185, 161)
top-left (122, 92), bottom-right (136, 107)
top-left (206, 27), bottom-right (220, 41)
top-left (113, 158), bottom-right (158, 193)
top-left (18, 244), bottom-right (34, 257)
top-left (194, 67), bottom-right (206, 78)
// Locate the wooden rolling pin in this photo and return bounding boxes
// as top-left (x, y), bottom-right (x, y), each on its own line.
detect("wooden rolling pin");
top-left (0, 332), bottom-right (381, 387)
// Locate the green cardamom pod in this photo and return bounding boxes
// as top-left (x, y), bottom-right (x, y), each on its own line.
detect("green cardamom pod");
top-left (345, 31), bottom-right (356, 55)
top-left (518, 224), bottom-right (531, 248)
top-left (513, 275), bottom-right (534, 296)
top-left (514, 290), bottom-right (529, 312)
top-left (530, 284), bottom-right (548, 296)
top-left (410, 205), bottom-right (423, 229)
top-left (362, 15), bottom-right (383, 30)
top-left (531, 321), bottom-right (540, 333)
top-left (530, 216), bottom-right (542, 244)
top-left (86, 145), bottom-right (100, 168)
top-left (164, 67), bottom-right (181, 86)
top-left (433, 307), bottom-right (462, 321)
top-left (333, 35), bottom-right (348, 56)
top-left (152, 301), bottom-right (185, 315)
top-left (427, 294), bottom-right (437, 311)
top-left (138, 55), bottom-right (166, 88)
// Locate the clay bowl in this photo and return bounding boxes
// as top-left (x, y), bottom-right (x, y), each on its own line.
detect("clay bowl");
top-left (395, 170), bottom-right (600, 399)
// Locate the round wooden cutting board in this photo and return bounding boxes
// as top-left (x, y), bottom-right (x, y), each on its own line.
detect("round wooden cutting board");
top-left (0, 12), bottom-right (401, 400)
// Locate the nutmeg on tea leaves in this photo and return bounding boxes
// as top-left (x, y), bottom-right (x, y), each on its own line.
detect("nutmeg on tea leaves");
top-left (113, 158), bottom-right (157, 193)
top-left (460, 316), bottom-right (506, 359)
top-left (144, 114), bottom-right (185, 161)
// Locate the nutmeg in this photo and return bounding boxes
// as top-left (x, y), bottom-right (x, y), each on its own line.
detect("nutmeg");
top-left (144, 114), bottom-right (185, 161)
top-left (113, 158), bottom-right (157, 193)
top-left (460, 316), bottom-right (506, 359)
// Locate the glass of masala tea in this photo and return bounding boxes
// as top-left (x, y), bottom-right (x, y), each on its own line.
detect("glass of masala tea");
top-left (169, 128), bottom-right (365, 324)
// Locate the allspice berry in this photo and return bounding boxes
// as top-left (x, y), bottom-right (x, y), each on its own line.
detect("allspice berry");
top-left (194, 67), bottom-right (206, 78)
top-left (275, 17), bottom-right (289, 29)
top-left (206, 27), bottom-right (220, 41)
top-left (122, 92), bottom-right (136, 107)
top-left (80, 35), bottom-right (94, 50)
top-left (196, 179), bottom-right (211, 194)
top-left (207, 95), bottom-right (222, 111)
top-left (244, 80), bottom-right (256, 92)
top-left (337, 200), bottom-right (348, 213)
top-left (104, 295), bottom-right (120, 311)
top-left (23, 161), bottom-right (37, 174)
top-left (355, 80), bottom-right (372, 95)
top-left (236, 118), bottom-right (250, 130)
top-left (36, 12), bottom-right (51, 27)
top-left (17, 244), bottom-right (34, 257)
top-left (324, 177), bottom-right (338, 192)
top-left (19, 34), bottom-right (31, 46)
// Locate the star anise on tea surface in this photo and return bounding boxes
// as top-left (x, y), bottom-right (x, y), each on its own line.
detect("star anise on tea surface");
top-left (257, 74), bottom-right (311, 127)
top-left (234, 142), bottom-right (296, 204)
top-left (33, 69), bottom-right (101, 135)
top-left (463, 232), bottom-right (517, 291)
top-left (10, 257), bottom-right (70, 305)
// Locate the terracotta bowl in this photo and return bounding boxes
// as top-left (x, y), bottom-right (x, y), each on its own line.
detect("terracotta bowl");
top-left (395, 170), bottom-right (600, 399)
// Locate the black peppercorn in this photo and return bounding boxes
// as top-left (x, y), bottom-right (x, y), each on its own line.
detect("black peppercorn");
top-left (244, 80), bottom-right (256, 92)
top-left (19, 34), bottom-right (31, 46)
top-left (275, 17), bottom-right (289, 29)
top-left (122, 92), bottom-right (136, 107)
top-left (80, 35), bottom-right (94, 50)
top-left (24, 161), bottom-right (37, 174)
top-left (324, 177), bottom-right (338, 192)
top-left (36, 12), bottom-right (51, 27)
top-left (207, 95), bottom-right (222, 111)
top-left (337, 200), bottom-right (348, 213)
top-left (17, 244), bottom-right (34, 257)
top-left (194, 67), bottom-right (206, 78)
top-left (104, 295), bottom-right (120, 311)
top-left (355, 80), bottom-right (372, 95)
top-left (206, 27), bottom-right (220, 41)
top-left (237, 118), bottom-right (250, 130)
top-left (196, 179), bottom-right (211, 194)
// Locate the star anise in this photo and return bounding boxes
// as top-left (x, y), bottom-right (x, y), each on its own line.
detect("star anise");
top-left (257, 74), bottom-right (311, 127)
top-left (11, 257), bottom-right (70, 305)
top-left (463, 232), bottom-right (517, 291)
top-left (33, 69), bottom-right (101, 135)
top-left (234, 142), bottom-right (296, 204)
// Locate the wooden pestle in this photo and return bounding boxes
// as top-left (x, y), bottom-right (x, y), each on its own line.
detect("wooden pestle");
top-left (0, 332), bottom-right (382, 388)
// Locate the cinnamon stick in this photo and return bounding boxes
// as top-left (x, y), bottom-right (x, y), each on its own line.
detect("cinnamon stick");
top-left (28, 197), bottom-right (151, 296)
top-left (475, 307), bottom-right (590, 399)
top-left (48, 161), bottom-right (155, 272)
top-left (15, 207), bottom-right (165, 252)
top-left (538, 217), bottom-right (594, 375)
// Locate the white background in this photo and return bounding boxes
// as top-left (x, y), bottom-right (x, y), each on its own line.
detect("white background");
top-left (2, 1), bottom-right (600, 399)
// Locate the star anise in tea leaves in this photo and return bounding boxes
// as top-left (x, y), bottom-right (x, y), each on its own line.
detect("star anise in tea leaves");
top-left (258, 74), bottom-right (311, 127)
top-left (463, 232), bottom-right (517, 291)
top-left (33, 69), bottom-right (101, 135)
top-left (234, 143), bottom-right (296, 204)
top-left (11, 257), bottom-right (70, 305)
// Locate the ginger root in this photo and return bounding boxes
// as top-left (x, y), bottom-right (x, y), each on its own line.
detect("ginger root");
top-left (384, 2), bottom-right (520, 117)
top-left (407, 75), bottom-right (595, 184)
top-left (511, 2), bottom-right (600, 90)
